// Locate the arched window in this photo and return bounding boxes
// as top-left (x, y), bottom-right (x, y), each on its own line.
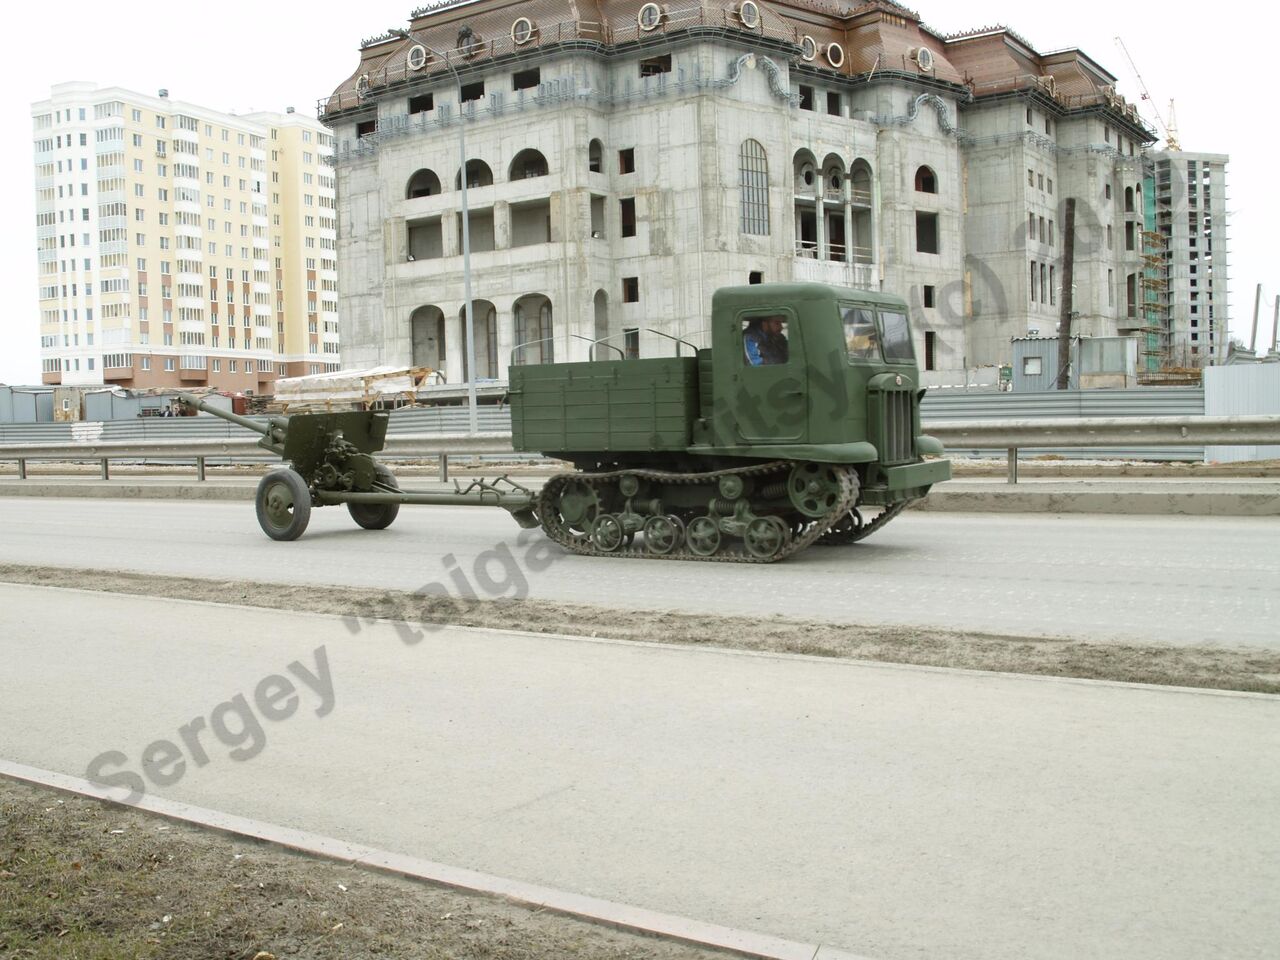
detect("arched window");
top-left (455, 159), bottom-right (494, 189)
top-left (509, 148), bottom-right (549, 180)
top-left (914, 165), bottom-right (937, 193)
top-left (588, 139), bottom-right (603, 173)
top-left (513, 295), bottom-right (554, 365)
top-left (1125, 186), bottom-right (1135, 213)
top-left (406, 168), bottom-right (441, 199)
top-left (739, 139), bottom-right (769, 235)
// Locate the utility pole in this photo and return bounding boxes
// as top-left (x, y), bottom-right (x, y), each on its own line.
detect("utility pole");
top-left (1056, 198), bottom-right (1076, 390)
top-left (1272, 295), bottom-right (1279, 354)
top-left (1251, 283), bottom-right (1262, 353)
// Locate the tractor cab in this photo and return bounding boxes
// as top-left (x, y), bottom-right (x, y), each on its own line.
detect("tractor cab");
top-left (691, 283), bottom-right (927, 466)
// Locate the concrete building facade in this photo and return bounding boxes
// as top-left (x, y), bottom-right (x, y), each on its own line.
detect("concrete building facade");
top-left (323, 0), bottom-right (1186, 386)
top-left (32, 82), bottom-right (340, 391)
top-left (1149, 151), bottom-right (1230, 366)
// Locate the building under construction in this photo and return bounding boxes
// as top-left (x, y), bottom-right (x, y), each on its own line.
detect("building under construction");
top-left (320, 0), bottom-right (1229, 386)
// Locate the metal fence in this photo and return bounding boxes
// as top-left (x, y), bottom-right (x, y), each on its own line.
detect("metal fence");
top-left (921, 387), bottom-right (1206, 460)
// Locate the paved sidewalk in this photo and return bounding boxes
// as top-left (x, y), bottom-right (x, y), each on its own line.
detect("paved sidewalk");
top-left (1, 583), bottom-right (1276, 959)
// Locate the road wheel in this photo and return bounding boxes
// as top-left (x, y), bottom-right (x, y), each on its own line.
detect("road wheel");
top-left (686, 516), bottom-right (721, 557)
top-left (643, 514), bottom-right (685, 555)
top-left (255, 469), bottom-right (312, 541)
top-left (348, 465), bottom-right (401, 530)
top-left (592, 514), bottom-right (625, 553)
top-left (744, 516), bottom-right (790, 559)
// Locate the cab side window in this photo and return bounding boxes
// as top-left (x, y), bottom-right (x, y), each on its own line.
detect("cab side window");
top-left (742, 314), bottom-right (790, 366)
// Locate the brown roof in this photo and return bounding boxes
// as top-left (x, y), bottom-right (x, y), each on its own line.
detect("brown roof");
top-left (323, 0), bottom-right (1129, 121)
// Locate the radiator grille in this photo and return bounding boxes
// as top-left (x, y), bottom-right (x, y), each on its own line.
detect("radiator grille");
top-left (878, 390), bottom-right (915, 464)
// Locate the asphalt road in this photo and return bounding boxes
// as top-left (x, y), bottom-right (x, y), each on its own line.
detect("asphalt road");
top-left (0, 497), bottom-right (1274, 647)
top-left (2, 584), bottom-right (1276, 960)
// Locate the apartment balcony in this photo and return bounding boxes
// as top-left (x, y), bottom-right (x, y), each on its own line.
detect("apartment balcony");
top-left (793, 254), bottom-right (876, 290)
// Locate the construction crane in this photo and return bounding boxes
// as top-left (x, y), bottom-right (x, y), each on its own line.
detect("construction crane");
top-left (1113, 37), bottom-right (1181, 150)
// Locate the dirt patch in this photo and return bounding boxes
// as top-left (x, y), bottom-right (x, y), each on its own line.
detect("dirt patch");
top-left (1, 563), bottom-right (1277, 694)
top-left (0, 777), bottom-right (722, 960)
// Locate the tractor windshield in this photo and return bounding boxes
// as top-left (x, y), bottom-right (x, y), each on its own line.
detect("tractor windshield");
top-left (878, 310), bottom-right (915, 362)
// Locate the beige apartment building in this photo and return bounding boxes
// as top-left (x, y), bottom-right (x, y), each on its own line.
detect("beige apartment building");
top-left (33, 82), bottom-right (340, 392)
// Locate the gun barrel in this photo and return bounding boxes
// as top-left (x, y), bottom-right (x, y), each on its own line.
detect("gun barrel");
top-left (177, 393), bottom-right (273, 438)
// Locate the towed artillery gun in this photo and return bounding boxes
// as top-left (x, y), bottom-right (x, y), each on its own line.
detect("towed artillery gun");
top-left (183, 283), bottom-right (951, 562)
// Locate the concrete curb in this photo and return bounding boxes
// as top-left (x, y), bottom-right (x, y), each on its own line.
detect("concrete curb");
top-left (1, 478), bottom-right (1278, 515)
top-left (0, 759), bottom-right (871, 960)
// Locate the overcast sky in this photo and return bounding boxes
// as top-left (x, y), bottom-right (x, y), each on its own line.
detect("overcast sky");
top-left (0, 0), bottom-right (1269, 385)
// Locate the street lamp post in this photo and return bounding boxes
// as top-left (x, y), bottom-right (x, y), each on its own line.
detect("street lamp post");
top-left (392, 28), bottom-right (479, 435)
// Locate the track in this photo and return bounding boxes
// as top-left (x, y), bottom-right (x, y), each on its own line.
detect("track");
top-left (536, 461), bottom-right (859, 564)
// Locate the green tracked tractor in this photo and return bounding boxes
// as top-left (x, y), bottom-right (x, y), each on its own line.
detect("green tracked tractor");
top-left (183, 283), bottom-right (949, 562)
top-left (511, 283), bottom-right (950, 561)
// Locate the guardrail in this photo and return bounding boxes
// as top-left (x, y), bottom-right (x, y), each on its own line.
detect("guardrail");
top-left (1, 416), bottom-right (1278, 485)
top-left (926, 416), bottom-right (1280, 482)
top-left (0, 434), bottom-right (519, 483)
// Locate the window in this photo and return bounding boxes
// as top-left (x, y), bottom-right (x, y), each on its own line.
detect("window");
top-left (624, 328), bottom-right (640, 360)
top-left (915, 212), bottom-right (939, 254)
top-left (842, 306), bottom-right (880, 360)
top-left (1030, 261), bottom-right (1037, 303)
top-left (639, 54), bottom-right (671, 77)
top-left (749, 271), bottom-right (764, 284)
top-left (513, 68), bottom-right (540, 91)
top-left (1037, 173), bottom-right (1044, 191)
top-left (408, 93), bottom-right (434, 114)
top-left (738, 139), bottom-right (770, 236)
top-left (924, 331), bottom-right (936, 371)
top-left (619, 148), bottom-right (635, 174)
top-left (622, 277), bottom-right (639, 302)
top-left (798, 86), bottom-right (814, 111)
top-left (1028, 169), bottom-right (1035, 187)
top-left (460, 81), bottom-right (485, 103)
top-left (742, 316), bottom-right (790, 366)
top-left (826, 91), bottom-right (841, 116)
top-left (923, 285), bottom-right (935, 309)
top-left (1023, 357), bottom-right (1042, 376)
top-left (914, 166), bottom-right (937, 193)
top-left (620, 198), bottom-right (637, 237)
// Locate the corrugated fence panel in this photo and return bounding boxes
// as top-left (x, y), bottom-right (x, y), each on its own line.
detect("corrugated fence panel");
top-left (922, 388), bottom-right (1206, 460)
top-left (1204, 366), bottom-right (1280, 462)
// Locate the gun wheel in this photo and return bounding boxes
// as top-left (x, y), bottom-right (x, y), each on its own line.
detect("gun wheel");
top-left (255, 469), bottom-right (312, 541)
top-left (348, 465), bottom-right (401, 530)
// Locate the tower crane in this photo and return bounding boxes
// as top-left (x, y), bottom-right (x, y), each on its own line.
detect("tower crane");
top-left (1113, 37), bottom-right (1181, 150)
